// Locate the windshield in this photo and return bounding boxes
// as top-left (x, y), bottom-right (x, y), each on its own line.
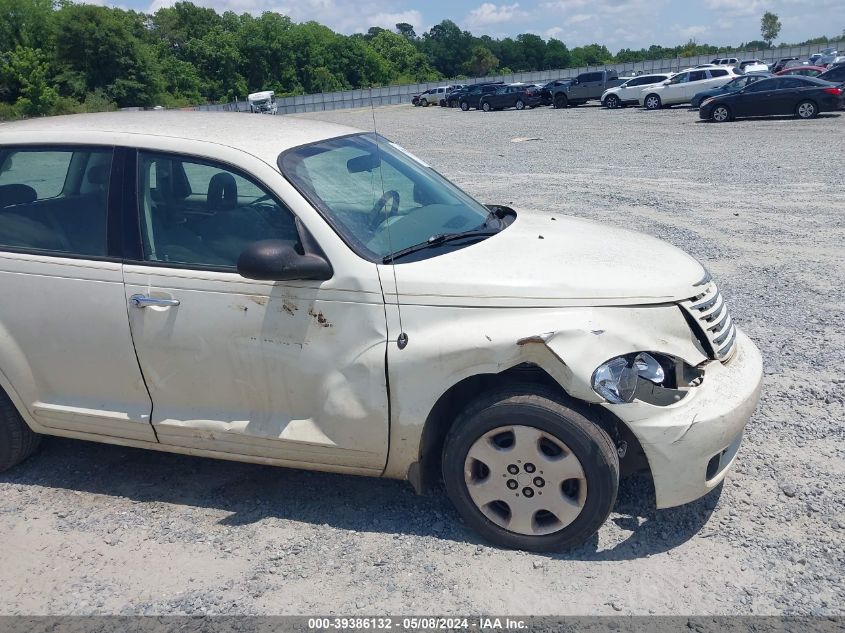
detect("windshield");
top-left (280, 134), bottom-right (494, 262)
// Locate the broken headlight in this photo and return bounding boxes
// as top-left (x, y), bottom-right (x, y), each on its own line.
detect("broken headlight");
top-left (591, 352), bottom-right (672, 404)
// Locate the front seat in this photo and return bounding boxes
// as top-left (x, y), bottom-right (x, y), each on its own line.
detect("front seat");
top-left (0, 184), bottom-right (37, 209)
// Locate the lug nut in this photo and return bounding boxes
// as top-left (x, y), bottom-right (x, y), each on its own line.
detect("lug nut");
top-left (533, 477), bottom-right (545, 488)
top-left (506, 479), bottom-right (518, 490)
top-left (507, 464), bottom-right (519, 474)
top-left (522, 487), bottom-right (534, 498)
top-left (524, 463), bottom-right (536, 473)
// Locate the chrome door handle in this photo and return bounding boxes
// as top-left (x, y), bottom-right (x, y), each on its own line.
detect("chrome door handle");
top-left (130, 294), bottom-right (180, 308)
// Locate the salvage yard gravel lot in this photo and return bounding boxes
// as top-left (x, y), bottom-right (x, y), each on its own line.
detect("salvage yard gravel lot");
top-left (1, 104), bottom-right (843, 616)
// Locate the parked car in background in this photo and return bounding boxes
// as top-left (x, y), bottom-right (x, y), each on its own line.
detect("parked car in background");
top-left (776, 66), bottom-right (826, 77)
top-left (439, 85), bottom-right (465, 107)
top-left (247, 91), bottom-right (277, 114)
top-left (0, 111), bottom-right (764, 552)
top-left (809, 48), bottom-right (837, 65)
top-left (444, 84), bottom-right (474, 108)
top-left (737, 59), bottom-right (767, 72)
top-left (413, 87), bottom-right (450, 107)
top-left (690, 72), bottom-right (773, 108)
top-left (817, 51), bottom-right (843, 67)
top-left (459, 84), bottom-right (501, 110)
top-left (640, 67), bottom-right (739, 109)
top-left (552, 70), bottom-right (625, 108)
top-left (824, 56), bottom-right (845, 69)
top-left (817, 65), bottom-right (845, 84)
top-left (539, 80), bottom-right (572, 106)
top-left (700, 76), bottom-right (844, 122)
top-left (770, 57), bottom-right (801, 73)
top-left (710, 57), bottom-right (739, 66)
top-left (479, 83), bottom-right (542, 111)
top-left (601, 74), bottom-right (673, 108)
top-left (738, 61), bottom-right (769, 73)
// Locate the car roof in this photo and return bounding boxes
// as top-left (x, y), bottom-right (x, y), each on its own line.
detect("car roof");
top-left (0, 111), bottom-right (363, 166)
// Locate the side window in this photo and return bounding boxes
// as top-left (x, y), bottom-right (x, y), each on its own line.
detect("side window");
top-left (670, 73), bottom-right (689, 84)
top-left (779, 77), bottom-right (805, 88)
top-left (710, 69), bottom-right (729, 77)
top-left (744, 79), bottom-right (775, 93)
top-left (0, 147), bottom-right (112, 257)
top-left (136, 152), bottom-right (299, 269)
top-left (689, 71), bottom-right (708, 82)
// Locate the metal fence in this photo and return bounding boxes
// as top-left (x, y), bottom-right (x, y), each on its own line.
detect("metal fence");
top-left (191, 41), bottom-right (843, 115)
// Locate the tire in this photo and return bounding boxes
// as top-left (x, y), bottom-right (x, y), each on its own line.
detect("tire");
top-left (442, 388), bottom-right (619, 551)
top-left (449, 100), bottom-right (458, 108)
top-left (604, 94), bottom-right (620, 109)
top-left (711, 104), bottom-right (731, 122)
top-left (644, 94), bottom-right (662, 110)
top-left (515, 99), bottom-right (525, 110)
top-left (420, 98), bottom-right (428, 107)
top-left (0, 387), bottom-right (41, 473)
top-left (460, 101), bottom-right (469, 111)
top-left (553, 94), bottom-right (568, 109)
top-left (796, 100), bottom-right (817, 119)
top-left (481, 101), bottom-right (492, 112)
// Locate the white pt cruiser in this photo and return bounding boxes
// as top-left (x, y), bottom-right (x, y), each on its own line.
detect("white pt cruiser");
top-left (0, 113), bottom-right (762, 551)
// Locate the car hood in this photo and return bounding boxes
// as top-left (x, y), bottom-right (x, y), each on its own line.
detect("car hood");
top-left (380, 212), bottom-right (707, 308)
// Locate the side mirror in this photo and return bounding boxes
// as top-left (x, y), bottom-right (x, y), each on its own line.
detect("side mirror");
top-left (237, 240), bottom-right (332, 282)
top-left (662, 79), bottom-right (671, 85)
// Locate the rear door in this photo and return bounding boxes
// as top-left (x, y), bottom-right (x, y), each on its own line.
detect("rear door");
top-left (0, 145), bottom-right (154, 441)
top-left (733, 78), bottom-right (780, 116)
top-left (684, 70), bottom-right (710, 100)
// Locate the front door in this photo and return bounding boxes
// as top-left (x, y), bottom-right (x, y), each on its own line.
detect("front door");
top-left (0, 146), bottom-right (154, 441)
top-left (122, 150), bottom-right (389, 471)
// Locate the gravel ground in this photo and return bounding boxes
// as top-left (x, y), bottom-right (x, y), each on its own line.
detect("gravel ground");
top-left (1, 103), bottom-right (843, 616)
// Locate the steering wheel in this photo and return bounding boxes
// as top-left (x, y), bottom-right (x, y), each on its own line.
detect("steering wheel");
top-left (369, 189), bottom-right (400, 230)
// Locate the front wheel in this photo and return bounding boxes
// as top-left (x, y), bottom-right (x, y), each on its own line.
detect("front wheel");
top-left (796, 100), bottom-right (817, 119)
top-left (420, 98), bottom-right (428, 107)
top-left (711, 104), bottom-right (732, 122)
top-left (515, 99), bottom-right (525, 110)
top-left (460, 101), bottom-right (469, 111)
top-left (442, 389), bottom-right (619, 551)
top-left (553, 94), bottom-right (568, 109)
top-left (481, 101), bottom-right (492, 112)
top-left (0, 388), bottom-right (41, 473)
top-left (644, 94), bottom-right (662, 110)
top-left (604, 94), bottom-right (621, 109)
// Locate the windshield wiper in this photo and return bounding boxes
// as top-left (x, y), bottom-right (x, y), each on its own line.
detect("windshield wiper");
top-left (382, 229), bottom-right (499, 264)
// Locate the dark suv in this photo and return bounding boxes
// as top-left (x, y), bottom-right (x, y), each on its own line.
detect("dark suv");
top-left (458, 84), bottom-right (502, 111)
top-left (478, 83), bottom-right (543, 111)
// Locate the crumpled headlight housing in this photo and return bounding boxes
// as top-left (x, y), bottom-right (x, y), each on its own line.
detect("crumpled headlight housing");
top-left (591, 352), bottom-right (670, 404)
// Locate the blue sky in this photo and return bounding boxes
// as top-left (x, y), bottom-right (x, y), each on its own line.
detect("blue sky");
top-left (105, 0), bottom-right (842, 50)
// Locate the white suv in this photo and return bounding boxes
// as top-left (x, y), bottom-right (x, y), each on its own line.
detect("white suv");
top-left (0, 112), bottom-right (763, 551)
top-left (601, 73), bottom-right (673, 108)
top-left (640, 67), bottom-right (739, 109)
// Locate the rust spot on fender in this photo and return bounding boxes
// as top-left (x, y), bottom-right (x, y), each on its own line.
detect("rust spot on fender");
top-left (281, 301), bottom-right (298, 315)
top-left (248, 296), bottom-right (268, 306)
top-left (308, 307), bottom-right (333, 328)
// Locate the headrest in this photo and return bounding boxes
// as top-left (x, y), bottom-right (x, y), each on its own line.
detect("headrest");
top-left (0, 184), bottom-right (37, 208)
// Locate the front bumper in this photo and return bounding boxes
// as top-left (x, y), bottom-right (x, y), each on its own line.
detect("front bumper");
top-left (606, 328), bottom-right (763, 508)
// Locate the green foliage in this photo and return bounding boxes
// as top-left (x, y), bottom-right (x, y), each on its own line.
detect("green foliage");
top-left (0, 0), bottom-right (840, 120)
top-left (761, 12), bottom-right (782, 46)
top-left (463, 46), bottom-right (499, 76)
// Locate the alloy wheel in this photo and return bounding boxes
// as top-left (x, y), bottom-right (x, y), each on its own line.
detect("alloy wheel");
top-left (463, 425), bottom-right (587, 536)
top-left (797, 102), bottom-right (816, 118)
top-left (713, 106), bottom-right (730, 122)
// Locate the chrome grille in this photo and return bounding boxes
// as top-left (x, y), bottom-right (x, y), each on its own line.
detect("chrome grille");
top-left (680, 281), bottom-right (738, 362)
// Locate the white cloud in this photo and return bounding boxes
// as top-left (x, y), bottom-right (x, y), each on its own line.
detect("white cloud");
top-left (703, 0), bottom-right (764, 17)
top-left (674, 24), bottom-right (709, 40)
top-left (464, 2), bottom-right (529, 28)
top-left (568, 13), bottom-right (592, 24)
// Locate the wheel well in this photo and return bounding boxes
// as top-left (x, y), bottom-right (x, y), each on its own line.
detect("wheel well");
top-left (410, 363), bottom-right (650, 494)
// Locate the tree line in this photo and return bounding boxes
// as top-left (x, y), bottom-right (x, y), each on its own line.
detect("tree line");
top-left (1, 0), bottom-right (841, 119)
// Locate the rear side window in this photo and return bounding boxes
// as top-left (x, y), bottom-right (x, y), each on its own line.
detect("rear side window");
top-left (0, 147), bottom-right (112, 257)
top-left (710, 69), bottom-right (729, 77)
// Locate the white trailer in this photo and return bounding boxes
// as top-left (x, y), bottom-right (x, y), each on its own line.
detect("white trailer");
top-left (247, 91), bottom-right (277, 114)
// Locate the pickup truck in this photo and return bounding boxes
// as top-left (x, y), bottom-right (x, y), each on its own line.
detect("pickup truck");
top-left (552, 70), bottom-right (626, 108)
